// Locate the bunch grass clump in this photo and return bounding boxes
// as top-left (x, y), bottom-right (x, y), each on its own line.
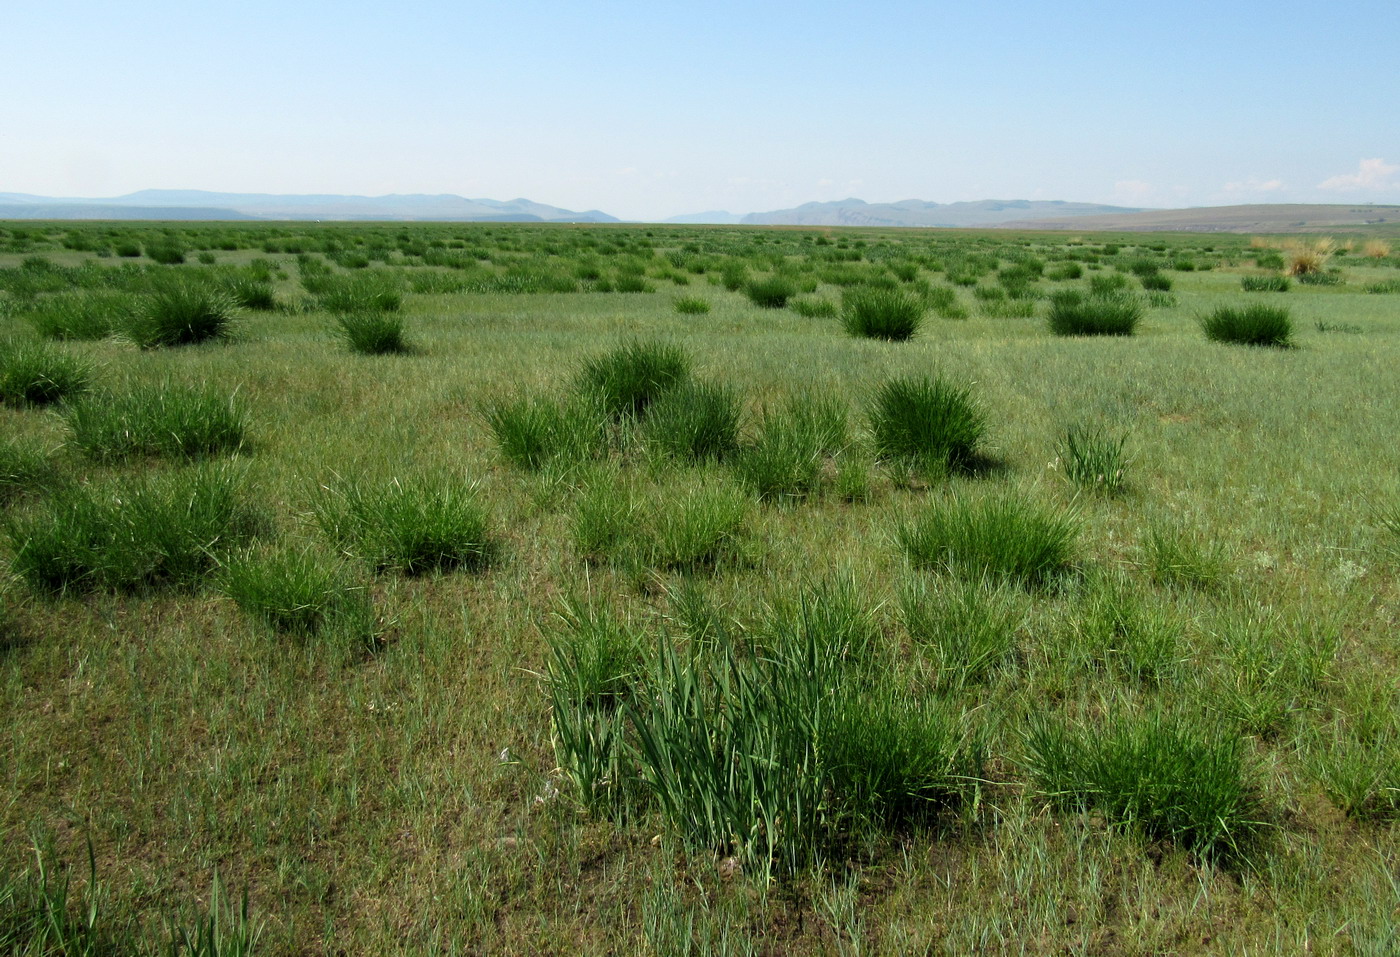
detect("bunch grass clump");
top-left (1283, 237), bottom-right (1335, 276)
top-left (743, 276), bottom-right (796, 309)
top-left (315, 476), bottom-right (494, 575)
top-left (483, 395), bottom-right (607, 471)
top-left (223, 548), bottom-right (378, 647)
top-left (315, 272), bottom-right (403, 314)
top-left (643, 382), bottom-right (743, 463)
top-left (0, 437), bottom-right (55, 505)
top-left (336, 311), bottom-right (409, 354)
top-left (1199, 304), bottom-right (1293, 347)
top-left (27, 291), bottom-right (128, 340)
top-left (1046, 290), bottom-right (1141, 337)
top-left (672, 296), bottom-right (710, 315)
top-left (576, 339), bottom-right (691, 420)
top-left (898, 492), bottom-right (1079, 587)
top-left (125, 283), bottom-right (236, 348)
top-left (1024, 713), bottom-right (1266, 861)
top-left (790, 297), bottom-right (837, 318)
top-left (7, 466), bottom-right (260, 594)
top-left (1240, 275), bottom-right (1290, 293)
top-left (1055, 425), bottom-right (1129, 494)
top-left (868, 375), bottom-right (985, 473)
top-left (841, 286), bottom-right (925, 341)
top-left (571, 472), bottom-right (750, 572)
top-left (900, 576), bottom-right (1022, 686)
top-left (0, 339), bottom-right (91, 406)
top-left (65, 383), bottom-right (247, 461)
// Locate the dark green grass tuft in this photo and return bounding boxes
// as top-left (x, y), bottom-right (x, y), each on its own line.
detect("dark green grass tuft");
top-left (223, 548), bottom-right (379, 647)
top-left (0, 340), bottom-right (91, 406)
top-left (842, 286), bottom-right (926, 341)
top-left (672, 296), bottom-right (711, 315)
top-left (336, 312), bottom-right (409, 354)
top-left (898, 492), bottom-right (1079, 587)
top-left (27, 292), bottom-right (129, 340)
top-left (1056, 425), bottom-right (1129, 494)
top-left (483, 395), bottom-right (607, 471)
top-left (576, 339), bottom-right (691, 420)
top-left (643, 382), bottom-right (743, 463)
top-left (868, 375), bottom-right (985, 473)
top-left (316, 476), bottom-right (494, 575)
top-left (900, 576), bottom-right (1022, 686)
top-left (1024, 713), bottom-right (1267, 861)
top-left (7, 466), bottom-right (261, 595)
top-left (744, 276), bottom-right (797, 309)
top-left (0, 437), bottom-right (55, 506)
top-left (126, 284), bottom-right (236, 347)
top-left (315, 272), bottom-right (403, 313)
top-left (1199, 305), bottom-right (1293, 347)
top-left (1241, 275), bottom-right (1291, 293)
top-left (1047, 290), bottom-right (1141, 337)
top-left (65, 383), bottom-right (248, 461)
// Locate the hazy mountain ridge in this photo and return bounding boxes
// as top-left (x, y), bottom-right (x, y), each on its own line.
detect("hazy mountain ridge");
top-left (0, 190), bottom-right (618, 223)
top-left (738, 198), bottom-right (1146, 227)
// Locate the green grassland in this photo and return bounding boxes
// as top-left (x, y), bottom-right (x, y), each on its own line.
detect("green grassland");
top-left (1, 220), bottom-right (1399, 954)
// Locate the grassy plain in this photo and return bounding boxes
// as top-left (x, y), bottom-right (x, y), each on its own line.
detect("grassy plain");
top-left (1, 220), bottom-right (1399, 954)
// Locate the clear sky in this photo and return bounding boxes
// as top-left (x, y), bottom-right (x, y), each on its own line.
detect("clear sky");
top-left (4, 0), bottom-right (1399, 221)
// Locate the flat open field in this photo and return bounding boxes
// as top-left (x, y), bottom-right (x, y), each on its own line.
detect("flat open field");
top-left (2, 221), bottom-right (1398, 954)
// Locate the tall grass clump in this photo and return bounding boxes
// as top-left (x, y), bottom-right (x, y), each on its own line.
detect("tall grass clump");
top-left (898, 492), bottom-right (1079, 587)
top-left (643, 382), bottom-right (743, 463)
top-left (576, 339), bottom-right (691, 420)
top-left (546, 598), bottom-right (646, 810)
top-left (1024, 713), bottom-right (1266, 861)
top-left (1361, 239), bottom-right (1391, 259)
top-left (1055, 425), bottom-right (1129, 494)
top-left (315, 476), bottom-right (494, 575)
top-left (0, 339), bottom-right (91, 406)
top-left (1199, 304), bottom-right (1293, 347)
top-left (1046, 290), bottom-right (1141, 336)
top-left (27, 291), bottom-right (128, 340)
top-left (336, 311), bottom-right (409, 354)
top-left (7, 466), bottom-right (259, 594)
top-left (223, 548), bottom-right (378, 647)
top-left (733, 393), bottom-right (847, 502)
top-left (1284, 237), bottom-right (1335, 276)
top-left (841, 286), bottom-right (925, 341)
top-left (743, 276), bottom-right (796, 309)
top-left (126, 283), bottom-right (236, 347)
top-left (315, 272), bottom-right (403, 313)
top-left (1240, 275), bottom-right (1290, 293)
top-left (868, 375), bottom-right (985, 473)
top-left (672, 296), bottom-right (710, 315)
top-left (0, 437), bottom-right (54, 506)
top-left (483, 395), bottom-right (607, 471)
top-left (65, 383), bottom-right (247, 461)
top-left (646, 478), bottom-right (750, 571)
top-left (790, 297), bottom-right (838, 318)
top-left (900, 576), bottom-right (1022, 686)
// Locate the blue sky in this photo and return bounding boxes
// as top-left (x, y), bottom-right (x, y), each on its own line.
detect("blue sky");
top-left (4, 0), bottom-right (1399, 220)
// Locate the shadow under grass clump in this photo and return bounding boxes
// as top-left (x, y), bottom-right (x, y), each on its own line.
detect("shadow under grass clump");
top-left (1199, 304), bottom-right (1293, 347)
top-left (1024, 712), bottom-right (1268, 864)
top-left (0, 339), bottom-right (91, 406)
top-left (65, 383), bottom-right (248, 462)
top-left (576, 338), bottom-right (691, 420)
top-left (898, 491), bottom-right (1080, 588)
top-left (315, 476), bottom-right (495, 576)
top-left (223, 547), bottom-right (380, 650)
top-left (7, 466), bottom-right (263, 595)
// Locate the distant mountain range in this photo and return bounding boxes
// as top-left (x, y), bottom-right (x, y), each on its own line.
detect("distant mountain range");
top-left (2, 191), bottom-right (1397, 232)
top-left (0, 190), bottom-right (618, 223)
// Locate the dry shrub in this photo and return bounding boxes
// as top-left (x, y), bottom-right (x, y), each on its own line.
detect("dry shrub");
top-left (1362, 239), bottom-right (1392, 259)
top-left (1283, 238), bottom-right (1336, 276)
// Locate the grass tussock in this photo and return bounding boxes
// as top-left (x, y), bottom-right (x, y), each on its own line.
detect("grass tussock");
top-left (643, 382), bottom-right (743, 463)
top-left (336, 311), bottom-right (410, 354)
top-left (483, 395), bottom-right (607, 472)
top-left (1047, 290), bottom-right (1141, 337)
top-left (65, 383), bottom-right (248, 461)
top-left (868, 375), bottom-right (985, 474)
top-left (0, 339), bottom-right (91, 406)
top-left (576, 339), bottom-right (691, 420)
top-left (223, 548), bottom-right (379, 647)
top-left (1283, 237), bottom-right (1336, 276)
top-left (126, 284), bottom-right (236, 348)
top-left (315, 476), bottom-right (494, 575)
top-left (0, 437), bottom-right (55, 506)
top-left (841, 286), bottom-right (926, 341)
top-left (1200, 304), bottom-right (1293, 347)
top-left (744, 276), bottom-right (796, 309)
top-left (1055, 425), bottom-right (1129, 494)
top-left (1240, 274), bottom-right (1291, 293)
top-left (898, 492), bottom-right (1080, 587)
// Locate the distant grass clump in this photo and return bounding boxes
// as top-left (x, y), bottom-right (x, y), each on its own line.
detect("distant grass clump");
top-left (336, 311), bottom-right (409, 354)
top-left (1241, 274), bottom-right (1290, 293)
top-left (7, 466), bottom-right (260, 594)
top-left (744, 276), bottom-right (796, 309)
top-left (223, 548), bottom-right (378, 647)
top-left (126, 284), bottom-right (236, 347)
top-left (0, 340), bottom-right (91, 406)
top-left (643, 382), bottom-right (743, 463)
top-left (1199, 304), bottom-right (1293, 347)
top-left (315, 272), bottom-right (403, 314)
top-left (1056, 425), bottom-right (1129, 494)
top-left (868, 375), bottom-right (985, 473)
top-left (316, 476), bottom-right (494, 575)
top-left (1284, 237), bottom-right (1335, 276)
top-left (576, 339), bottom-right (691, 420)
top-left (65, 383), bottom-right (247, 461)
top-left (483, 395), bottom-right (607, 471)
top-left (841, 286), bottom-right (925, 341)
top-left (1364, 278), bottom-right (1400, 294)
top-left (1047, 290), bottom-right (1141, 336)
top-left (790, 296), bottom-right (837, 318)
top-left (672, 296), bottom-right (710, 315)
top-left (898, 492), bottom-right (1079, 587)
top-left (1024, 713), bottom-right (1266, 862)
